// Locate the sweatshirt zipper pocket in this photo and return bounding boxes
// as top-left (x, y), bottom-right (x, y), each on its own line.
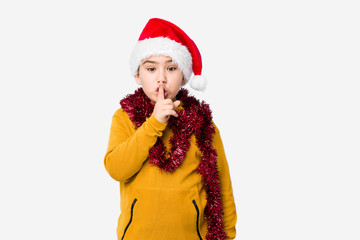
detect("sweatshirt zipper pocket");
top-left (192, 199), bottom-right (203, 240)
top-left (121, 198), bottom-right (137, 240)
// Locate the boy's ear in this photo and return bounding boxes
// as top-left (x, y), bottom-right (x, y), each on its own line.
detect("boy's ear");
top-left (134, 72), bottom-right (142, 85)
top-left (181, 76), bottom-right (186, 86)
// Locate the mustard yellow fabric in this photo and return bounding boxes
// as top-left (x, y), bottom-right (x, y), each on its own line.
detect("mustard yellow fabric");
top-left (104, 101), bottom-right (237, 240)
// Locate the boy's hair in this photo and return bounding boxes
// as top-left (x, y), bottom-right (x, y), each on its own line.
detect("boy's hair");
top-left (129, 18), bottom-right (207, 91)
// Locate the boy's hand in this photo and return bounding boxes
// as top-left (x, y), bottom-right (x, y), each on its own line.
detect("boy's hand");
top-left (153, 84), bottom-right (181, 123)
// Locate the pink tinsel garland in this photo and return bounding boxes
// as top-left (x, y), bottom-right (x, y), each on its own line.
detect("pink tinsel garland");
top-left (120, 88), bottom-right (227, 240)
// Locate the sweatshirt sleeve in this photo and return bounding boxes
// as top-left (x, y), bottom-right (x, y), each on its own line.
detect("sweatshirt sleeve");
top-left (212, 122), bottom-right (237, 239)
top-left (104, 108), bottom-right (167, 182)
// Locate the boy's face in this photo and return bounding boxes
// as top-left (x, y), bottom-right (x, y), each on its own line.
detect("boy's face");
top-left (135, 55), bottom-right (185, 104)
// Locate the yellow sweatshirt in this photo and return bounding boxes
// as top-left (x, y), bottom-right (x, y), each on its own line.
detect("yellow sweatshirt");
top-left (104, 102), bottom-right (237, 240)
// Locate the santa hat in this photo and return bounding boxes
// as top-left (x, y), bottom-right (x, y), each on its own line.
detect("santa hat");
top-left (129, 18), bottom-right (207, 91)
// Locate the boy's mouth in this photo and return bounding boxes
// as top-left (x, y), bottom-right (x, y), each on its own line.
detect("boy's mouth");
top-left (156, 87), bottom-right (168, 98)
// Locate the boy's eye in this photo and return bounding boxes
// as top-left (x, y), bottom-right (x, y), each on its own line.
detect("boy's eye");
top-left (168, 66), bottom-right (177, 71)
top-left (147, 67), bottom-right (155, 71)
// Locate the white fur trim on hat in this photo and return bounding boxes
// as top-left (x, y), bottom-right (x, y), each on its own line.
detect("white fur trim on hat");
top-left (129, 37), bottom-right (193, 81)
top-left (190, 75), bottom-right (207, 91)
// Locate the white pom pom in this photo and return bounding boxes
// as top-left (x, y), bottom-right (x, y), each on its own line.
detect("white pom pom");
top-left (190, 75), bottom-right (207, 91)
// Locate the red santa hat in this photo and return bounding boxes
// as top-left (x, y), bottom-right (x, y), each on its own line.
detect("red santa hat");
top-left (129, 18), bottom-right (207, 91)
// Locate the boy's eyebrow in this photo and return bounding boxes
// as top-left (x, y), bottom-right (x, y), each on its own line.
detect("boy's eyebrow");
top-left (142, 59), bottom-right (174, 65)
top-left (142, 60), bottom-right (156, 65)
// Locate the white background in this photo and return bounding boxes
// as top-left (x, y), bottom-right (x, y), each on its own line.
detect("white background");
top-left (1, 0), bottom-right (359, 239)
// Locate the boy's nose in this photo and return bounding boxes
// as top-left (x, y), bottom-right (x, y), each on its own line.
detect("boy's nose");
top-left (157, 70), bottom-right (167, 83)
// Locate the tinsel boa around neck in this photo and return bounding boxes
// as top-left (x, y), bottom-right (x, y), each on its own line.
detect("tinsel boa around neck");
top-left (119, 87), bottom-right (228, 240)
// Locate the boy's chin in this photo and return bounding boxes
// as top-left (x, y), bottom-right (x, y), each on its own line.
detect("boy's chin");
top-left (150, 96), bottom-right (157, 105)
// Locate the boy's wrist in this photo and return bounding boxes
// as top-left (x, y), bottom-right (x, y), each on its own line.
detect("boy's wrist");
top-left (147, 113), bottom-right (168, 131)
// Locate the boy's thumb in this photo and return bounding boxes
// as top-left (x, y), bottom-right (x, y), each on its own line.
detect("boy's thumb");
top-left (174, 100), bottom-right (181, 109)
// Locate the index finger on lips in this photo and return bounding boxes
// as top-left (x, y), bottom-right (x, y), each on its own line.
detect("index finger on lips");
top-left (158, 84), bottom-right (165, 100)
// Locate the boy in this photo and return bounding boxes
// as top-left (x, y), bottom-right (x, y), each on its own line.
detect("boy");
top-left (104, 18), bottom-right (237, 240)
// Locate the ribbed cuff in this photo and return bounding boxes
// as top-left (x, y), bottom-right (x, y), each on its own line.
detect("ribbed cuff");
top-left (147, 114), bottom-right (168, 132)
